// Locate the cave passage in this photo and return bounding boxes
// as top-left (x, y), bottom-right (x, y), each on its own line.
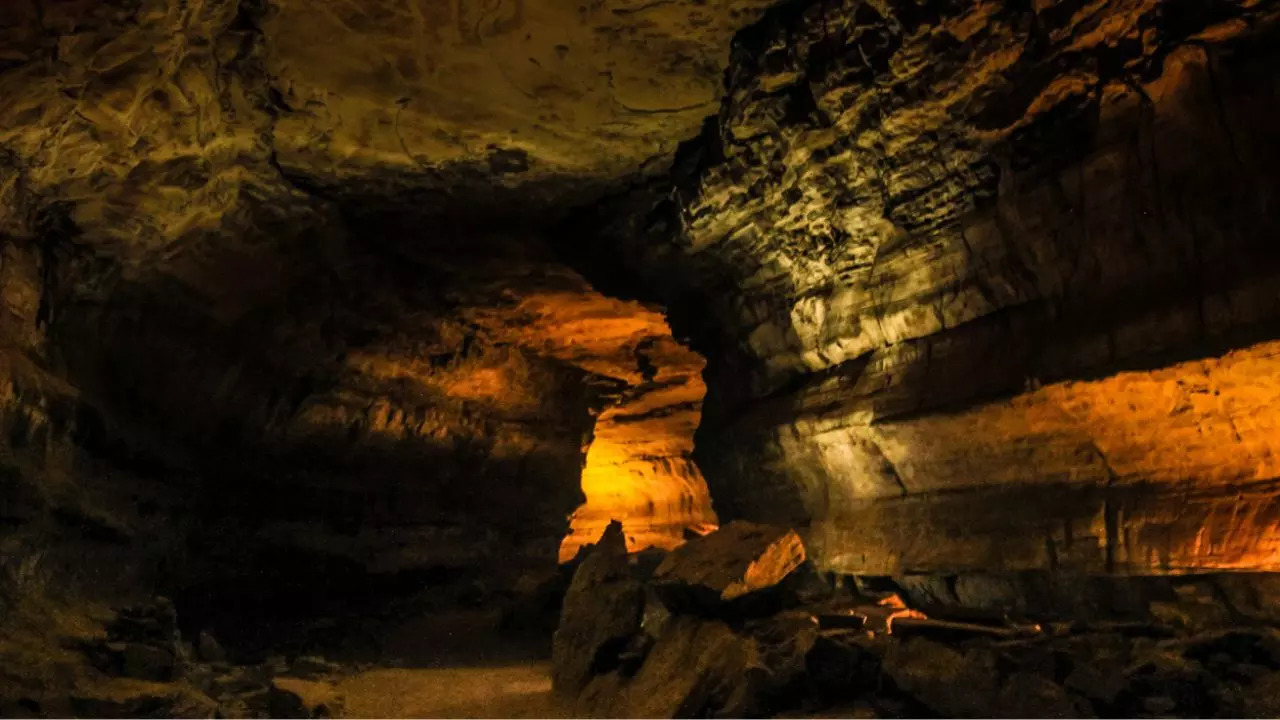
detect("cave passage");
top-left (559, 307), bottom-right (718, 562)
top-left (6, 0), bottom-right (1280, 718)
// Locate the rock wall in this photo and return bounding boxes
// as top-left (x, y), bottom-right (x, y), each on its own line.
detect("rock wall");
top-left (1, 0), bottom-right (748, 658)
top-left (573, 0), bottom-right (1280, 580)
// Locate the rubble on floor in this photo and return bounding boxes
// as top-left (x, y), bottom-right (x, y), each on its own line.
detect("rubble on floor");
top-left (553, 523), bottom-right (1280, 718)
top-left (3, 597), bottom-right (354, 718)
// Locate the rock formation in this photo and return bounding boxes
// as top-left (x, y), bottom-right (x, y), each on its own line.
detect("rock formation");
top-left (573, 0), bottom-right (1280, 585)
top-left (5, 0), bottom-right (1280, 715)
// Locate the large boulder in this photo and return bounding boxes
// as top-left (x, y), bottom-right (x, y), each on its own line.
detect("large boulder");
top-left (651, 521), bottom-right (806, 613)
top-left (551, 520), bottom-right (646, 696)
top-left (804, 630), bottom-right (887, 702)
top-left (577, 615), bottom-right (768, 718)
top-left (882, 637), bottom-right (1001, 717)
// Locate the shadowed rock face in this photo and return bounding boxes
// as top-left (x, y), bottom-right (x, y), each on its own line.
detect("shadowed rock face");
top-left (0, 2), bottom-right (754, 684)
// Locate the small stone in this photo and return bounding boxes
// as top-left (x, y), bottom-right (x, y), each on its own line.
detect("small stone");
top-left (805, 630), bottom-right (882, 700)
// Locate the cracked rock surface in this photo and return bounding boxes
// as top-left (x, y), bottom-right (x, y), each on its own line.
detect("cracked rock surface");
top-left (574, 0), bottom-right (1280, 579)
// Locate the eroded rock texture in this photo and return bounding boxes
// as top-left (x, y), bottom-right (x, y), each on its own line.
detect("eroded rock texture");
top-left (577, 0), bottom-right (1280, 579)
top-left (8, 0), bottom-right (1280, 712)
top-left (0, 0), bottom-right (753, 698)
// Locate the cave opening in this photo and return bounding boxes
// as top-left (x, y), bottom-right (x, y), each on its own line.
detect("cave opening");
top-left (559, 309), bottom-right (718, 563)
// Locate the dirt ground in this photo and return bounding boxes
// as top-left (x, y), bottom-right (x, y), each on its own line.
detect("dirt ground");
top-left (337, 609), bottom-right (567, 718)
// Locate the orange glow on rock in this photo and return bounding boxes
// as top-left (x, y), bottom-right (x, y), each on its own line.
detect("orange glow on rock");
top-left (458, 279), bottom-right (719, 561)
top-left (561, 341), bottom-right (718, 560)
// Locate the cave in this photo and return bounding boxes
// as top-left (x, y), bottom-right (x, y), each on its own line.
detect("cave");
top-left (4, 0), bottom-right (1280, 717)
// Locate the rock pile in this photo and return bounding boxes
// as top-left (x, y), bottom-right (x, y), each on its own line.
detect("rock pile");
top-left (554, 525), bottom-right (1280, 718)
top-left (66, 598), bottom-right (349, 718)
top-left (83, 598), bottom-right (183, 683)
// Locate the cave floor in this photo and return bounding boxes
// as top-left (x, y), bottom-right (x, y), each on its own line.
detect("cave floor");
top-left (338, 664), bottom-right (562, 719)
top-left (333, 610), bottom-right (566, 718)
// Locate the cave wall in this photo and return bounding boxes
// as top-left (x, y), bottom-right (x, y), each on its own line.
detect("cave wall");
top-left (1, 0), bottom-right (768, 647)
top-left (575, 0), bottom-right (1280, 579)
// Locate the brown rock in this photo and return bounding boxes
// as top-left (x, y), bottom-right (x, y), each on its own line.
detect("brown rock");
top-left (1064, 662), bottom-right (1125, 707)
top-left (578, 614), bottom-right (767, 718)
top-left (993, 672), bottom-right (1091, 719)
top-left (651, 521), bottom-right (806, 610)
top-left (882, 637), bottom-right (1000, 717)
top-left (196, 632), bottom-right (226, 664)
top-left (551, 520), bottom-right (646, 696)
top-left (120, 643), bottom-right (177, 682)
top-left (69, 679), bottom-right (217, 719)
top-left (805, 630), bottom-right (886, 700)
top-left (1241, 671), bottom-right (1280, 717)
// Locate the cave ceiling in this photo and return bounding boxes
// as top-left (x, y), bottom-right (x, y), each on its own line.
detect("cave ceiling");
top-left (0, 0), bottom-right (777, 264)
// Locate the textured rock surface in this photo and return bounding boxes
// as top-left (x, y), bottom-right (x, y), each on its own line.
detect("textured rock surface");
top-left (551, 521), bottom-right (644, 696)
top-left (652, 520), bottom-right (806, 607)
top-left (8, 0), bottom-right (1280, 712)
top-left (574, 0), bottom-right (1280, 579)
top-left (0, 0), bottom-right (747, 700)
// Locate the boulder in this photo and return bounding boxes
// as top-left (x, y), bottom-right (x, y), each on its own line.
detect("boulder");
top-left (993, 672), bottom-right (1090, 718)
top-left (805, 630), bottom-right (886, 701)
top-left (551, 520), bottom-right (646, 696)
top-left (578, 615), bottom-right (768, 718)
top-left (1170, 628), bottom-right (1280, 668)
top-left (121, 643), bottom-right (177, 682)
top-left (1241, 670), bottom-right (1280, 717)
top-left (107, 598), bottom-right (179, 647)
top-left (651, 521), bottom-right (806, 612)
top-left (268, 678), bottom-right (345, 718)
top-left (1117, 649), bottom-right (1216, 717)
top-left (882, 637), bottom-right (1000, 717)
top-left (744, 610), bottom-right (822, 704)
top-left (1063, 662), bottom-right (1126, 707)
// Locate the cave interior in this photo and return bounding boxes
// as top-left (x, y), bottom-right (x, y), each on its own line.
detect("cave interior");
top-left (5, 0), bottom-right (1280, 717)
